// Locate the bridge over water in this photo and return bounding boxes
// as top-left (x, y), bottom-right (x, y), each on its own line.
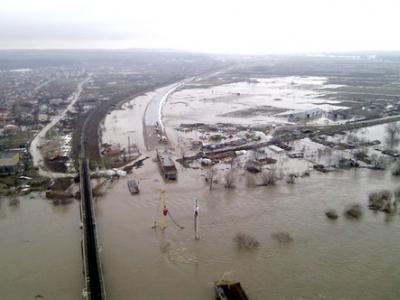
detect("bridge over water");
top-left (80, 159), bottom-right (106, 299)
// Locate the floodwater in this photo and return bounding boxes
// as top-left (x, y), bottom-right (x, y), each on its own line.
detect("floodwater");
top-left (102, 79), bottom-right (190, 151)
top-left (163, 76), bottom-right (346, 127)
top-left (0, 194), bottom-right (82, 299)
top-left (96, 156), bottom-right (400, 300)
top-left (98, 80), bottom-right (400, 300)
top-left (351, 121), bottom-right (400, 149)
top-left (101, 92), bottom-right (156, 151)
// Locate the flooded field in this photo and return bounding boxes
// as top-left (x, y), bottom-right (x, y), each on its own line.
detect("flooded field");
top-left (352, 122), bottom-right (400, 149)
top-left (0, 194), bottom-right (82, 299)
top-left (101, 92), bottom-right (156, 151)
top-left (163, 76), bottom-right (346, 127)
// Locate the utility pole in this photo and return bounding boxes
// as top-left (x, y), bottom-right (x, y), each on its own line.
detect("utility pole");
top-left (160, 190), bottom-right (167, 231)
top-left (194, 198), bottom-right (199, 240)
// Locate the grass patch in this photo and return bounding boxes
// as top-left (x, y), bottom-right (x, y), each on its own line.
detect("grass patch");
top-left (0, 131), bottom-right (34, 150)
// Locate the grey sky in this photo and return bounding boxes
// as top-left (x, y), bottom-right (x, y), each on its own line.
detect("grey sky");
top-left (1, 0), bottom-right (399, 54)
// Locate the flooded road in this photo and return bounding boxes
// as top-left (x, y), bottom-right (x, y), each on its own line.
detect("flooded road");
top-left (102, 78), bottom-right (193, 152)
top-left (0, 194), bottom-right (82, 299)
top-left (144, 79), bottom-right (192, 131)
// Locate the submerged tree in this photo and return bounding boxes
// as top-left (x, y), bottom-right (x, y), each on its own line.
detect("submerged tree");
top-left (207, 166), bottom-right (218, 191)
top-left (286, 173), bottom-right (296, 184)
top-left (392, 161), bottom-right (400, 176)
top-left (234, 233), bottom-right (260, 250)
top-left (385, 122), bottom-right (400, 148)
top-left (369, 153), bottom-right (386, 170)
top-left (224, 169), bottom-right (236, 189)
top-left (259, 169), bottom-right (277, 186)
top-left (177, 135), bottom-right (187, 159)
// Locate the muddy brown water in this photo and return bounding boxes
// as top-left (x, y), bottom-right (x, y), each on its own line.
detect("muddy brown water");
top-left (0, 194), bottom-right (82, 299)
top-left (3, 81), bottom-right (400, 299)
top-left (97, 84), bottom-right (400, 300)
top-left (96, 159), bottom-right (400, 300)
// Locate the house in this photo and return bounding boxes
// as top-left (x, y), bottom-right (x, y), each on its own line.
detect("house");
top-left (0, 151), bottom-right (21, 175)
top-left (286, 108), bottom-right (323, 122)
top-left (327, 109), bottom-right (351, 121)
top-left (38, 114), bottom-right (49, 122)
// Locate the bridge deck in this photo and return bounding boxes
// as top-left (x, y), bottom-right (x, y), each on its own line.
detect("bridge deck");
top-left (80, 159), bottom-right (106, 300)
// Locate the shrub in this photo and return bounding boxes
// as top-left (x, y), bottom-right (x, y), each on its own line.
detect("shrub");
top-left (344, 204), bottom-right (362, 219)
top-left (234, 233), bottom-right (260, 250)
top-left (325, 209), bottom-right (338, 220)
top-left (392, 162), bottom-right (400, 176)
top-left (394, 187), bottom-right (400, 199)
top-left (8, 197), bottom-right (20, 206)
top-left (260, 170), bottom-right (277, 186)
top-left (368, 190), bottom-right (392, 211)
top-left (272, 232), bottom-right (293, 243)
top-left (224, 169), bottom-right (236, 189)
top-left (286, 173), bottom-right (296, 184)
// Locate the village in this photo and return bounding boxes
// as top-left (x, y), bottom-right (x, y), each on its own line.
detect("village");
top-left (2, 57), bottom-right (400, 208)
top-left (2, 52), bottom-right (400, 299)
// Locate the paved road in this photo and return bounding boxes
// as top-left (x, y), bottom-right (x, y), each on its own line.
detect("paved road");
top-left (143, 78), bottom-right (193, 150)
top-left (29, 76), bottom-right (90, 177)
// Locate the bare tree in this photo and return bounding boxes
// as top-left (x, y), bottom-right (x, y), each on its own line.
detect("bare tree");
top-left (385, 122), bottom-right (400, 148)
top-left (224, 169), bottom-right (236, 189)
top-left (246, 173), bottom-right (256, 187)
top-left (369, 153), bottom-right (386, 170)
top-left (259, 169), bottom-right (277, 186)
top-left (392, 161), bottom-right (400, 176)
top-left (286, 173), bottom-right (296, 184)
top-left (207, 166), bottom-right (218, 191)
top-left (353, 149), bottom-right (368, 163)
top-left (234, 233), bottom-right (260, 250)
top-left (177, 135), bottom-right (187, 159)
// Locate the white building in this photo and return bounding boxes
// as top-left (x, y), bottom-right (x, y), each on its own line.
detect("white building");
top-left (286, 108), bottom-right (323, 122)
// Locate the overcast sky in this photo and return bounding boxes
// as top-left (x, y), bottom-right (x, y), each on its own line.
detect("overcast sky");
top-left (1, 0), bottom-right (399, 54)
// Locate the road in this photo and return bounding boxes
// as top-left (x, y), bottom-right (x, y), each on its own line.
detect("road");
top-left (141, 66), bottom-right (238, 151)
top-left (29, 76), bottom-right (90, 177)
top-left (34, 78), bottom-right (54, 92)
top-left (143, 77), bottom-right (194, 150)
